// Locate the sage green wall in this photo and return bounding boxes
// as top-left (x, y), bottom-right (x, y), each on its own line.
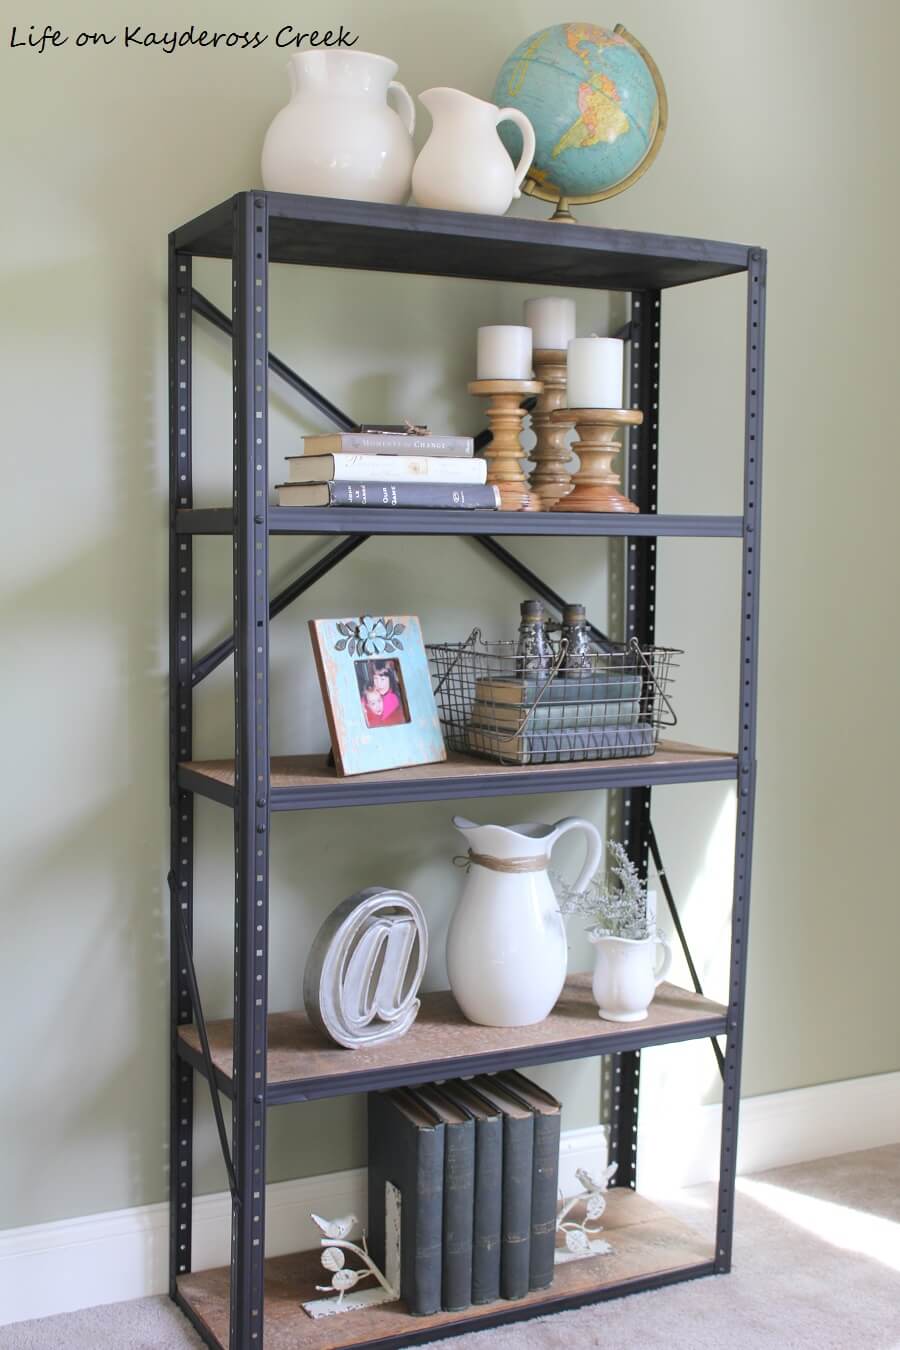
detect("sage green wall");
top-left (2, 0), bottom-right (898, 1231)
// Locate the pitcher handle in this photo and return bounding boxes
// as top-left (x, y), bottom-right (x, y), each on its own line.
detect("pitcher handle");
top-left (495, 108), bottom-right (536, 197)
top-left (653, 934), bottom-right (673, 988)
top-left (388, 80), bottom-right (416, 135)
top-left (549, 817), bottom-right (603, 895)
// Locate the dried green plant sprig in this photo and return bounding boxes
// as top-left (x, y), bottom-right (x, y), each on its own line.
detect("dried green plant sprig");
top-left (555, 841), bottom-right (656, 942)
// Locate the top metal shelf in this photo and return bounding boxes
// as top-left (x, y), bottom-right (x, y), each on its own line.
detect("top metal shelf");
top-left (171, 191), bottom-right (753, 291)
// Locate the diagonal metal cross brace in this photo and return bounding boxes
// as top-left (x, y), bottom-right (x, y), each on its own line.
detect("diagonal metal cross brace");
top-left (167, 872), bottom-right (239, 1198)
top-left (192, 289), bottom-right (355, 431)
top-left (648, 825), bottom-right (725, 1079)
top-left (473, 535), bottom-right (616, 649)
top-left (192, 535), bottom-right (368, 686)
top-left (190, 289), bottom-right (621, 648)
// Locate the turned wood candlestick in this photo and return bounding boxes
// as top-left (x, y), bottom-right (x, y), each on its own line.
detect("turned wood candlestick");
top-left (549, 407), bottom-right (643, 513)
top-left (468, 378), bottom-right (543, 512)
top-left (529, 349), bottom-right (575, 509)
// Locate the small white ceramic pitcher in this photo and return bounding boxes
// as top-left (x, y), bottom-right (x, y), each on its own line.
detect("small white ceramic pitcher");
top-left (589, 932), bottom-right (673, 1023)
top-left (447, 815), bottom-right (603, 1027)
top-left (261, 49), bottom-right (415, 203)
top-left (412, 88), bottom-right (535, 214)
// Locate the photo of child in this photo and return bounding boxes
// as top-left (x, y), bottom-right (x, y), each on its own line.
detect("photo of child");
top-left (355, 659), bottom-right (410, 729)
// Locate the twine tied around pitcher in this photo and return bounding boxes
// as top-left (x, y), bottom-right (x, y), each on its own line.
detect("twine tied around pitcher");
top-left (453, 849), bottom-right (550, 874)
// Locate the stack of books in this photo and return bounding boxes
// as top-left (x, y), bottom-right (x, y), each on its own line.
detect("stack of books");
top-left (465, 671), bottom-right (654, 764)
top-left (367, 1071), bottom-right (561, 1315)
top-left (275, 428), bottom-right (499, 511)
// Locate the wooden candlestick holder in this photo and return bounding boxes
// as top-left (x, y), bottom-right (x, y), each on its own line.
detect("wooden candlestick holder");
top-left (549, 407), bottom-right (643, 513)
top-left (468, 378), bottom-right (543, 512)
top-left (529, 349), bottom-right (574, 508)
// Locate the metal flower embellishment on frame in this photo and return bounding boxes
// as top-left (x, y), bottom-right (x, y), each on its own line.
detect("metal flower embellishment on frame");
top-left (333, 616), bottom-right (405, 657)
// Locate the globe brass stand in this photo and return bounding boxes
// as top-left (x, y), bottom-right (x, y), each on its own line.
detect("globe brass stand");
top-left (529, 350), bottom-right (575, 508)
top-left (550, 407), bottom-right (643, 513)
top-left (469, 378), bottom-right (542, 511)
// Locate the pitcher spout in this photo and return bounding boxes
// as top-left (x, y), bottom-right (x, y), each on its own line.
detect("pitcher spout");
top-left (419, 86), bottom-right (493, 120)
top-left (452, 814), bottom-right (554, 861)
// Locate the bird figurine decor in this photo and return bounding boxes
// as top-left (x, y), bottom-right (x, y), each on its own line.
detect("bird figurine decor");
top-left (310, 1213), bottom-right (358, 1241)
top-left (302, 1198), bottom-right (401, 1319)
top-left (555, 1162), bottom-right (617, 1263)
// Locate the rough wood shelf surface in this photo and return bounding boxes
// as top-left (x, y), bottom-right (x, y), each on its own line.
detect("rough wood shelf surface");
top-left (176, 1188), bottom-right (713, 1350)
top-left (178, 742), bottom-right (737, 810)
top-left (177, 974), bottom-right (727, 1103)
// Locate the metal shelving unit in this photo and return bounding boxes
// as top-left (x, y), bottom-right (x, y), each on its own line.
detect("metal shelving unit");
top-left (168, 191), bottom-right (765, 1350)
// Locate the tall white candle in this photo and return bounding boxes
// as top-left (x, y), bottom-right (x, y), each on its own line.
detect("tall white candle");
top-left (476, 325), bottom-right (533, 380)
top-left (566, 336), bottom-right (624, 409)
top-left (524, 297), bottom-right (576, 351)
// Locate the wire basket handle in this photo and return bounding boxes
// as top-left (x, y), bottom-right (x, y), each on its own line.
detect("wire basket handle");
top-left (629, 638), bottom-right (678, 728)
top-left (431, 626), bottom-right (483, 698)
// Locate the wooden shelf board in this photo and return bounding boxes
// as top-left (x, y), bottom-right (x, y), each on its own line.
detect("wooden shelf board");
top-left (176, 1188), bottom-right (713, 1350)
top-left (178, 742), bottom-right (738, 810)
top-left (177, 975), bottom-right (727, 1103)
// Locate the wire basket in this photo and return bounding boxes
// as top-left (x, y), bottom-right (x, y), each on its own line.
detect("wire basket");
top-left (428, 629), bottom-right (680, 766)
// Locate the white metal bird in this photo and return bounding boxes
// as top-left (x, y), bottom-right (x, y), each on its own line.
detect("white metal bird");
top-left (310, 1212), bottom-right (358, 1240)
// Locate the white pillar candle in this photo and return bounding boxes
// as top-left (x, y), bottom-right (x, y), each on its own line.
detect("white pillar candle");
top-left (566, 336), bottom-right (624, 409)
top-left (524, 297), bottom-right (576, 351)
top-left (476, 325), bottom-right (533, 380)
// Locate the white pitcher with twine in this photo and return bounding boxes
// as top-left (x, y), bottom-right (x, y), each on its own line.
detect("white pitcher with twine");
top-left (447, 816), bottom-right (603, 1027)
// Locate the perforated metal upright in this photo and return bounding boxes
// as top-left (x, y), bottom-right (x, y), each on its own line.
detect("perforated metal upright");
top-left (715, 251), bottom-right (766, 1268)
top-left (168, 241), bottom-right (195, 1291)
top-left (228, 193), bottom-right (272, 1348)
top-left (167, 192), bottom-right (766, 1350)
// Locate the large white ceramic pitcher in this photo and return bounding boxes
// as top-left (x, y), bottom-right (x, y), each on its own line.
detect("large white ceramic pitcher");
top-left (447, 816), bottom-right (603, 1027)
top-left (261, 49), bottom-right (415, 203)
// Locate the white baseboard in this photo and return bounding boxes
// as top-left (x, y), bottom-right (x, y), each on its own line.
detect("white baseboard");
top-left (0, 1126), bottom-right (608, 1327)
top-left (637, 1068), bottom-right (900, 1194)
top-left (3, 1071), bottom-right (898, 1328)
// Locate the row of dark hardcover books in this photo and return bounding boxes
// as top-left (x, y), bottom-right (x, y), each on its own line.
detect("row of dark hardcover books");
top-left (367, 1071), bottom-right (561, 1316)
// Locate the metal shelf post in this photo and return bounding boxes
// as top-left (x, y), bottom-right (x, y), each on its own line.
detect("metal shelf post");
top-left (609, 287), bottom-right (661, 1190)
top-left (229, 193), bottom-right (272, 1348)
top-left (715, 250), bottom-right (766, 1269)
top-left (168, 242), bottom-right (195, 1293)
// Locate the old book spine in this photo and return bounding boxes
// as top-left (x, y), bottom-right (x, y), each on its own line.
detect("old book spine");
top-left (441, 1117), bottom-right (475, 1311)
top-left (469, 699), bottom-right (641, 729)
top-left (303, 433), bottom-right (475, 455)
top-left (471, 1114), bottom-right (503, 1305)
top-left (465, 722), bottom-right (655, 764)
top-left (326, 481), bottom-right (499, 509)
top-left (411, 1120), bottom-right (445, 1316)
top-left (499, 1113), bottom-right (533, 1300)
top-left (527, 1108), bottom-right (561, 1290)
top-left (366, 1093), bottom-right (444, 1316)
top-left (288, 454), bottom-right (487, 484)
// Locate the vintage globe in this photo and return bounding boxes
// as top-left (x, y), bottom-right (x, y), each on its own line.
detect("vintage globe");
top-left (492, 22), bottom-right (667, 218)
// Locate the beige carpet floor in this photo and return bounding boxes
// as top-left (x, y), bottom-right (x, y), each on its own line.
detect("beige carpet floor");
top-left (2, 1144), bottom-right (898, 1349)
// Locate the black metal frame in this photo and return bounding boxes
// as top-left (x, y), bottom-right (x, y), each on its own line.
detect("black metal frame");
top-left (167, 192), bottom-right (765, 1348)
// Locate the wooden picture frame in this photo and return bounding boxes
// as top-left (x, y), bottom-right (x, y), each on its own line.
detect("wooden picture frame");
top-left (309, 615), bottom-right (447, 777)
